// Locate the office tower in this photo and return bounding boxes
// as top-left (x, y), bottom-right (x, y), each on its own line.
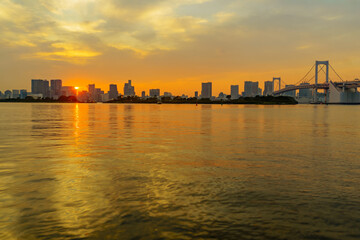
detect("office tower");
top-left (12, 90), bottom-right (20, 99)
top-left (77, 91), bottom-right (89, 103)
top-left (31, 79), bottom-right (50, 98)
top-left (201, 82), bottom-right (212, 99)
top-left (19, 90), bottom-right (27, 99)
top-left (284, 85), bottom-right (296, 97)
top-left (124, 80), bottom-right (135, 96)
top-left (299, 83), bottom-right (311, 98)
top-left (244, 81), bottom-right (259, 97)
top-left (88, 84), bottom-right (95, 101)
top-left (61, 86), bottom-right (76, 97)
top-left (141, 91), bottom-right (146, 98)
top-left (50, 79), bottom-right (62, 99)
top-left (195, 91), bottom-right (198, 98)
top-left (95, 88), bottom-right (104, 102)
top-left (149, 89), bottom-right (160, 97)
top-left (109, 84), bottom-right (118, 100)
top-left (263, 81), bottom-right (274, 96)
top-left (230, 85), bottom-right (239, 99)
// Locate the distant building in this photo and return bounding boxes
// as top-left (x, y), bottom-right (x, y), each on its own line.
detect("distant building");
top-left (12, 90), bottom-right (20, 99)
top-left (195, 91), bottom-right (199, 98)
top-left (31, 79), bottom-right (50, 98)
top-left (141, 91), bottom-right (146, 99)
top-left (201, 82), bottom-right (212, 99)
top-left (20, 90), bottom-right (27, 99)
top-left (4, 90), bottom-right (11, 99)
top-left (88, 84), bottom-right (96, 101)
top-left (0, 91), bottom-right (3, 99)
top-left (164, 92), bottom-right (172, 97)
top-left (181, 94), bottom-right (188, 99)
top-left (299, 83), bottom-right (312, 98)
top-left (230, 85), bottom-right (239, 99)
top-left (95, 88), bottom-right (104, 102)
top-left (218, 92), bottom-right (227, 100)
top-left (243, 81), bottom-right (260, 97)
top-left (263, 81), bottom-right (274, 96)
top-left (77, 91), bottom-right (89, 102)
top-left (284, 85), bottom-right (296, 97)
top-left (124, 80), bottom-right (135, 96)
top-left (61, 86), bottom-right (76, 97)
top-left (50, 79), bottom-right (62, 99)
top-left (149, 89), bottom-right (160, 97)
top-left (108, 84), bottom-right (118, 100)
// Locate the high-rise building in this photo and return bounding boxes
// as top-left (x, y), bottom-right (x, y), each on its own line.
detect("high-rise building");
top-left (12, 90), bottom-right (20, 99)
top-left (31, 79), bottom-right (50, 98)
top-left (108, 84), bottom-right (118, 100)
top-left (243, 81), bottom-right (259, 97)
top-left (95, 88), bottom-right (104, 102)
top-left (124, 80), bottom-right (135, 96)
top-left (201, 82), bottom-right (212, 99)
top-left (50, 79), bottom-right (62, 99)
top-left (263, 81), bottom-right (274, 96)
top-left (149, 89), bottom-right (160, 97)
top-left (230, 85), bottom-right (239, 99)
top-left (284, 85), bottom-right (296, 97)
top-left (61, 86), bottom-right (76, 97)
top-left (141, 91), bottom-right (146, 98)
top-left (299, 83), bottom-right (312, 98)
top-left (88, 84), bottom-right (95, 101)
top-left (195, 91), bottom-right (199, 98)
top-left (20, 90), bottom-right (27, 99)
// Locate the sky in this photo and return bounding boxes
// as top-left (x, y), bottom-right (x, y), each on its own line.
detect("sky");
top-left (1, 0), bottom-right (360, 95)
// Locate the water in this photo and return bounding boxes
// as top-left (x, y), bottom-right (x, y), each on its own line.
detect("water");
top-left (0, 103), bottom-right (359, 240)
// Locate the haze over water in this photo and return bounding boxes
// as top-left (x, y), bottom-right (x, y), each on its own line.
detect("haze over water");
top-left (0, 103), bottom-right (359, 240)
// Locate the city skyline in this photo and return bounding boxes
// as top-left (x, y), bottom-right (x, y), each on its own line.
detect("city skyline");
top-left (1, 1), bottom-right (360, 95)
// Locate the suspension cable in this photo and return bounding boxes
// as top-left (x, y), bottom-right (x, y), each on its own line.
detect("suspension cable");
top-left (329, 64), bottom-right (345, 82)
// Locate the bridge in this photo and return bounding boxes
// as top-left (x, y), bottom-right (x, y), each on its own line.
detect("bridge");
top-left (271, 61), bottom-right (360, 103)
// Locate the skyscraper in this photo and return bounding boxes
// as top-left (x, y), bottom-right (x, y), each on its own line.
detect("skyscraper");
top-left (201, 82), bottom-right (212, 99)
top-left (141, 91), bottom-right (146, 98)
top-left (31, 79), bottom-right (50, 98)
top-left (149, 89), bottom-right (160, 97)
top-left (195, 91), bottom-right (199, 98)
top-left (109, 84), bottom-right (118, 100)
top-left (124, 80), bottom-right (135, 96)
top-left (243, 81), bottom-right (259, 97)
top-left (88, 84), bottom-right (95, 101)
top-left (263, 81), bottom-right (274, 96)
top-left (50, 79), bottom-right (62, 99)
top-left (230, 85), bottom-right (239, 99)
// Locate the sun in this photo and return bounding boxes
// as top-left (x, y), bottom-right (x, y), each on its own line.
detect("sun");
top-left (75, 87), bottom-right (79, 90)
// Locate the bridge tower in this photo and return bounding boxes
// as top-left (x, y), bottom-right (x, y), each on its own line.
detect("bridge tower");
top-left (273, 77), bottom-right (281, 91)
top-left (314, 61), bottom-right (329, 102)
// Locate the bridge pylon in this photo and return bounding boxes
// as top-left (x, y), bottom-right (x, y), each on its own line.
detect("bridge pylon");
top-left (273, 77), bottom-right (281, 91)
top-left (314, 60), bottom-right (329, 102)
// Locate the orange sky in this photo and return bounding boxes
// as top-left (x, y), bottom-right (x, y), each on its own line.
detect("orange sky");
top-left (1, 0), bottom-right (360, 96)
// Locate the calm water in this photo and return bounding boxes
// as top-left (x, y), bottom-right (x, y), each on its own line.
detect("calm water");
top-left (0, 103), bottom-right (359, 240)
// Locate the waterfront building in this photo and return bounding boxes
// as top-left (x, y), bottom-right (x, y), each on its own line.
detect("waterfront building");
top-left (77, 91), bottom-right (89, 102)
top-left (0, 91), bottom-right (3, 99)
top-left (88, 84), bottom-right (96, 101)
top-left (20, 90), bottom-right (27, 99)
top-left (31, 79), bottom-right (50, 98)
top-left (141, 91), bottom-right (146, 99)
top-left (195, 91), bottom-right (199, 98)
top-left (4, 90), bottom-right (11, 99)
top-left (124, 80), bottom-right (135, 96)
top-left (299, 83), bottom-right (312, 98)
top-left (263, 81), bottom-right (274, 96)
top-left (230, 85), bottom-right (239, 99)
top-left (284, 85), bottom-right (296, 97)
top-left (50, 79), bottom-right (62, 99)
top-left (149, 89), bottom-right (160, 97)
top-left (201, 82), bottom-right (212, 99)
top-left (61, 86), bottom-right (76, 97)
top-left (12, 90), bottom-right (20, 99)
top-left (95, 88), bottom-right (104, 102)
top-left (164, 92), bottom-right (172, 98)
top-left (109, 84), bottom-right (118, 100)
top-left (244, 81), bottom-right (260, 97)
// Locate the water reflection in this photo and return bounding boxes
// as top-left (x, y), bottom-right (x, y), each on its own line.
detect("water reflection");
top-left (0, 103), bottom-right (360, 239)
